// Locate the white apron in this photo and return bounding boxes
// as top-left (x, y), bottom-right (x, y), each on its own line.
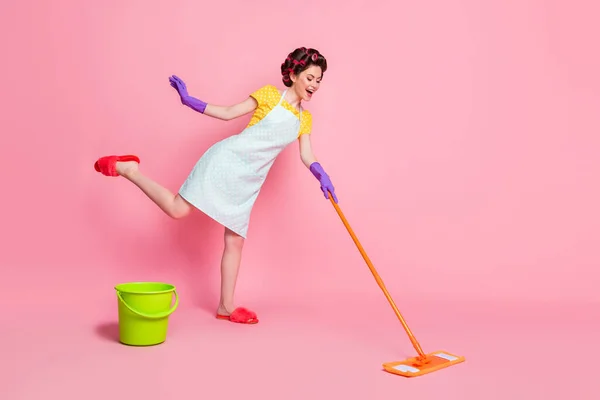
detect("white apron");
top-left (178, 89), bottom-right (302, 238)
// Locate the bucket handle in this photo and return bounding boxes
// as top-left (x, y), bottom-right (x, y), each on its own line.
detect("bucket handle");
top-left (116, 290), bottom-right (179, 319)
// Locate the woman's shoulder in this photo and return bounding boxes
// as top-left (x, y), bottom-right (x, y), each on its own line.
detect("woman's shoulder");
top-left (250, 84), bottom-right (281, 103)
top-left (254, 83), bottom-right (280, 95)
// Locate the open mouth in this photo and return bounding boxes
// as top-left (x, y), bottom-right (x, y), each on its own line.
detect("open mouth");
top-left (306, 88), bottom-right (315, 97)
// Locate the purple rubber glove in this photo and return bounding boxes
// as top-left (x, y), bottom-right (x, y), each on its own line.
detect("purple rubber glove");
top-left (310, 162), bottom-right (338, 203)
top-left (169, 75), bottom-right (207, 114)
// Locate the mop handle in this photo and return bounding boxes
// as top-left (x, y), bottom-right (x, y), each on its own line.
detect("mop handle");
top-left (328, 194), bottom-right (426, 358)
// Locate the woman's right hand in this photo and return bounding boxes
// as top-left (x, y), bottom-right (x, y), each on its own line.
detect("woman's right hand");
top-left (169, 75), bottom-right (189, 102)
top-left (168, 75), bottom-right (208, 114)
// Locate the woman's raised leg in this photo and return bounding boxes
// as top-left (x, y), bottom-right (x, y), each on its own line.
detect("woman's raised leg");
top-left (117, 161), bottom-right (192, 219)
top-left (95, 155), bottom-right (192, 219)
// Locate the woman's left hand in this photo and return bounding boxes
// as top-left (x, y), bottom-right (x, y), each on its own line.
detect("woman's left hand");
top-left (310, 162), bottom-right (338, 203)
top-left (320, 174), bottom-right (338, 203)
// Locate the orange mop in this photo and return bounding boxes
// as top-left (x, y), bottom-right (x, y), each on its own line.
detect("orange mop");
top-left (328, 194), bottom-right (465, 377)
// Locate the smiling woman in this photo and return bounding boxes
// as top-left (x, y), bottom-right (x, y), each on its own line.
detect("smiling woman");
top-left (92, 46), bottom-right (337, 326)
top-left (281, 47), bottom-right (327, 97)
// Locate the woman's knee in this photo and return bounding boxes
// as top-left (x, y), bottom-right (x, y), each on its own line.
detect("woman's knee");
top-left (170, 195), bottom-right (192, 219)
top-left (224, 228), bottom-right (244, 251)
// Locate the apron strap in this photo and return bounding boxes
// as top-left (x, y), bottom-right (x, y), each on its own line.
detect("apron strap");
top-left (277, 89), bottom-right (302, 123)
top-left (277, 90), bottom-right (286, 106)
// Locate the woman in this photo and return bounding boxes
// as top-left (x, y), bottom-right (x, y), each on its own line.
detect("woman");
top-left (94, 46), bottom-right (338, 324)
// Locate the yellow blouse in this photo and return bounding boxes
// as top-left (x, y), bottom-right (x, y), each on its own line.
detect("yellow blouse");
top-left (247, 84), bottom-right (312, 136)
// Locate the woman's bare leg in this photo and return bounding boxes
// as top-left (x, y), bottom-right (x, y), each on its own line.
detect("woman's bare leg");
top-left (111, 161), bottom-right (253, 320)
top-left (115, 161), bottom-right (192, 219)
top-left (217, 227), bottom-right (245, 315)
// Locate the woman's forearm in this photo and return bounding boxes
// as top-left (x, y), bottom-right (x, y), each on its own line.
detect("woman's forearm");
top-left (200, 97), bottom-right (258, 121)
top-left (299, 134), bottom-right (317, 168)
top-left (301, 152), bottom-right (318, 169)
top-left (203, 104), bottom-right (233, 121)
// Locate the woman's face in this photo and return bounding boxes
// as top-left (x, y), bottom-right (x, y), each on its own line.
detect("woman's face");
top-left (292, 65), bottom-right (322, 102)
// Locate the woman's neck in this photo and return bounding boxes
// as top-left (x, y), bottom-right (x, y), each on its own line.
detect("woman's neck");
top-left (284, 88), bottom-right (302, 109)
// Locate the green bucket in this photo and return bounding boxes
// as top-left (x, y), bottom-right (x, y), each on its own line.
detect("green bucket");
top-left (114, 282), bottom-right (179, 346)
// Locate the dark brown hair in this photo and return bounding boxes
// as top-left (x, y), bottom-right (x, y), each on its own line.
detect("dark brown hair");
top-left (280, 47), bottom-right (327, 87)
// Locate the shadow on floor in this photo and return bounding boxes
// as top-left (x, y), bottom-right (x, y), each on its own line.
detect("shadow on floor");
top-left (95, 321), bottom-right (120, 343)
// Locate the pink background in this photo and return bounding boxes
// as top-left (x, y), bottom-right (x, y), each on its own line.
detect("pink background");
top-left (2, 1), bottom-right (599, 399)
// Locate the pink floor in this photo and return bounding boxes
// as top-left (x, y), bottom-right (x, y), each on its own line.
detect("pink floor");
top-left (5, 294), bottom-right (598, 399)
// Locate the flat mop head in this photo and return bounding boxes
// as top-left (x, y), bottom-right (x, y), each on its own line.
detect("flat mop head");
top-left (382, 351), bottom-right (465, 377)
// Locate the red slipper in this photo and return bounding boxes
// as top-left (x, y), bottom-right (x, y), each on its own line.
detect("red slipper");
top-left (94, 154), bottom-right (140, 177)
top-left (216, 307), bottom-right (258, 324)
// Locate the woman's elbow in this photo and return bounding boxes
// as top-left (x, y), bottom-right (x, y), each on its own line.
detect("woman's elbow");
top-left (221, 107), bottom-right (235, 121)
